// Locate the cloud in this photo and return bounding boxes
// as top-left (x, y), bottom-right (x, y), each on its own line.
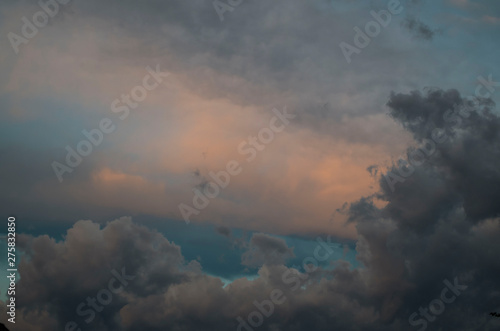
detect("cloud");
top-left (482, 15), bottom-right (500, 25)
top-left (346, 87), bottom-right (500, 328)
top-left (1, 0), bottom-right (500, 328)
top-left (384, 88), bottom-right (500, 221)
top-left (3, 0), bottom-right (499, 238)
top-left (402, 17), bottom-right (440, 40)
top-left (241, 233), bottom-right (295, 267)
top-left (0, 218), bottom-right (373, 330)
top-left (215, 226), bottom-right (232, 238)
top-left (3, 174), bottom-right (500, 331)
top-left (1, 217), bottom-right (199, 330)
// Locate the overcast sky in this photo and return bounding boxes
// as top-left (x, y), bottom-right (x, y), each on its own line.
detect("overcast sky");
top-left (1, 0), bottom-right (500, 330)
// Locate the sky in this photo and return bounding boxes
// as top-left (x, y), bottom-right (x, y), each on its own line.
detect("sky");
top-left (0, 0), bottom-right (500, 330)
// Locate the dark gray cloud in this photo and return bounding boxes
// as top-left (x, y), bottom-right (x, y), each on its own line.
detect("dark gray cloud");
top-left (384, 88), bottom-right (500, 222)
top-left (215, 225), bottom-right (232, 238)
top-left (241, 233), bottom-right (295, 267)
top-left (351, 88), bottom-right (500, 329)
top-left (402, 17), bottom-right (439, 40)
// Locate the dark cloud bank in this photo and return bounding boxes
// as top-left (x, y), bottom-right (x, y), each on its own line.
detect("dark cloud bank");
top-left (1, 88), bottom-right (499, 330)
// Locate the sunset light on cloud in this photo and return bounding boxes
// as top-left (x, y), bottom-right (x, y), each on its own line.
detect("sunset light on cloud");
top-left (1, 0), bottom-right (500, 330)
